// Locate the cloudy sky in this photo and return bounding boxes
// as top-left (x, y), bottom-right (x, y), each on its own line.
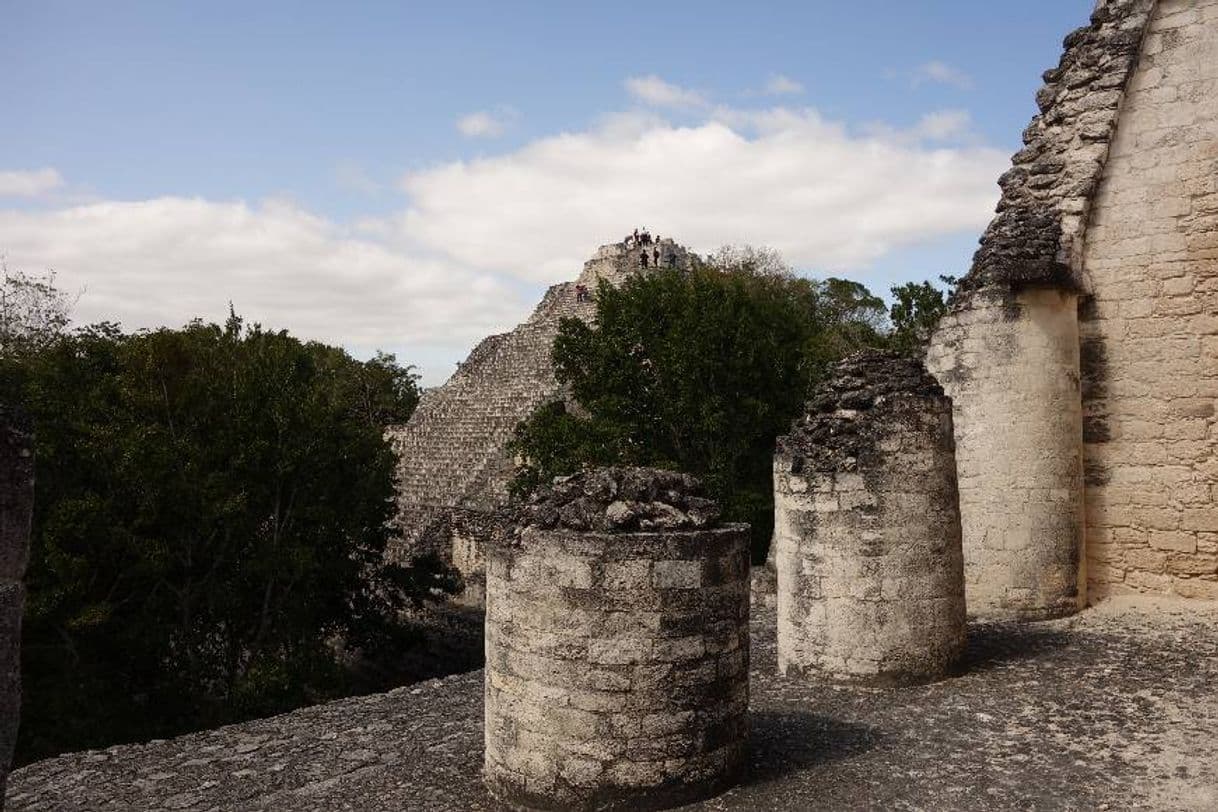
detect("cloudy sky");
top-left (3, 1), bottom-right (1095, 384)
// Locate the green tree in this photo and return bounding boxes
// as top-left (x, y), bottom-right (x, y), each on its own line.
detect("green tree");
top-left (6, 313), bottom-right (436, 763)
top-left (509, 255), bottom-right (887, 559)
top-left (888, 275), bottom-right (956, 356)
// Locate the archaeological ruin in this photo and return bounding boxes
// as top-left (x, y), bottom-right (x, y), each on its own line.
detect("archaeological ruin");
top-left (5, 1), bottom-right (1218, 810)
top-left (927, 0), bottom-right (1218, 615)
top-left (1, 406), bottom-right (33, 807)
top-left (387, 239), bottom-right (692, 603)
top-left (484, 468), bottom-right (749, 811)
top-left (774, 353), bottom-right (967, 686)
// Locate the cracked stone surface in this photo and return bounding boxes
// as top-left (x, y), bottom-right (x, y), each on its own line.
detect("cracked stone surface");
top-left (8, 597), bottom-right (1218, 811)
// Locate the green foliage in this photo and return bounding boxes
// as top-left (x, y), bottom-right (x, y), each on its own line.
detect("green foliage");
top-left (887, 275), bottom-right (956, 356)
top-left (5, 312), bottom-right (436, 763)
top-left (508, 257), bottom-right (888, 559)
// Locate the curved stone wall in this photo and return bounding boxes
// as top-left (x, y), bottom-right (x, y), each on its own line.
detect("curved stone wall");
top-left (484, 524), bottom-right (750, 811)
top-left (774, 354), bottom-right (966, 685)
top-left (926, 286), bottom-right (1086, 620)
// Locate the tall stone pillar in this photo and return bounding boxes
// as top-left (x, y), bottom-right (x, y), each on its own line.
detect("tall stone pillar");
top-left (484, 467), bottom-right (749, 811)
top-left (926, 285), bottom-right (1085, 620)
top-left (1, 405), bottom-right (34, 807)
top-left (775, 352), bottom-right (966, 686)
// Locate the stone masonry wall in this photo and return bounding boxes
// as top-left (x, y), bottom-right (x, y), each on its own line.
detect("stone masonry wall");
top-left (1, 405), bottom-right (34, 807)
top-left (774, 353), bottom-right (966, 685)
top-left (484, 522), bottom-right (749, 811)
top-left (926, 288), bottom-right (1086, 619)
top-left (1080, 0), bottom-right (1218, 600)
top-left (925, 0), bottom-right (1164, 614)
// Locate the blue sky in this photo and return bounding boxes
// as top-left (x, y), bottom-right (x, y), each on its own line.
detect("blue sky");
top-left (2, 1), bottom-right (1096, 384)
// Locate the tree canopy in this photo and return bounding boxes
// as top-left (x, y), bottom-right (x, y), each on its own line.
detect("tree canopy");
top-left (509, 251), bottom-right (955, 560)
top-left (508, 256), bottom-right (906, 559)
top-left (4, 311), bottom-right (438, 763)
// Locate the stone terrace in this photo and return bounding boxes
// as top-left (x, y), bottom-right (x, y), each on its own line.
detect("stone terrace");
top-left (10, 597), bottom-right (1217, 811)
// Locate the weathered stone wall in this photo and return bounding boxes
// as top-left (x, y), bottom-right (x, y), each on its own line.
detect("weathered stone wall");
top-left (775, 353), bottom-right (965, 684)
top-left (1080, 0), bottom-right (1218, 600)
top-left (926, 288), bottom-right (1086, 619)
top-left (925, 0), bottom-right (1167, 614)
top-left (1, 405), bottom-right (34, 807)
top-left (484, 522), bottom-right (749, 811)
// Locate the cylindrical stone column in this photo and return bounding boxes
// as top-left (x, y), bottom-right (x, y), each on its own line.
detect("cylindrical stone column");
top-left (485, 467), bottom-right (749, 812)
top-left (1, 405), bottom-right (34, 806)
top-left (775, 353), bottom-right (966, 686)
top-left (925, 285), bottom-right (1085, 620)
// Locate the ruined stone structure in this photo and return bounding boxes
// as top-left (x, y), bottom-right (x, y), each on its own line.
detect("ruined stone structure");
top-left (484, 468), bottom-right (749, 811)
top-left (774, 353), bottom-right (966, 685)
top-left (388, 239), bottom-right (691, 600)
top-left (926, 0), bottom-right (1218, 614)
top-left (1, 406), bottom-right (33, 808)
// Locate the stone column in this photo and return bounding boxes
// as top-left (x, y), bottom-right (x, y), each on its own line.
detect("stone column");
top-left (1, 405), bottom-right (34, 807)
top-left (926, 285), bottom-right (1085, 620)
top-left (775, 353), bottom-right (966, 686)
top-left (484, 468), bottom-right (749, 811)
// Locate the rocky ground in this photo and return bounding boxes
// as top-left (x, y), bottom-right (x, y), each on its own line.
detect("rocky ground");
top-left (8, 597), bottom-right (1218, 811)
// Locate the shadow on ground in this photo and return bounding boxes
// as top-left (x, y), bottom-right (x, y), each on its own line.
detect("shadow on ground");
top-left (963, 622), bottom-right (1073, 674)
top-left (746, 710), bottom-right (878, 785)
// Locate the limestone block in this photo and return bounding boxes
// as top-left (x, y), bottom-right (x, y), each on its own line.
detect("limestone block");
top-left (484, 523), bottom-right (749, 811)
top-left (1079, 0), bottom-right (1218, 596)
top-left (928, 286), bottom-right (1086, 619)
top-left (775, 353), bottom-right (966, 685)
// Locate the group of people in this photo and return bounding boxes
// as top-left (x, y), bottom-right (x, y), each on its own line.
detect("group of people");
top-left (626, 227), bottom-right (677, 269)
top-left (573, 228), bottom-right (678, 303)
top-left (624, 227), bottom-right (658, 247)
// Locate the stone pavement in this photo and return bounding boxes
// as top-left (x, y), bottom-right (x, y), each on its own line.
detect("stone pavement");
top-left (8, 597), bottom-right (1218, 811)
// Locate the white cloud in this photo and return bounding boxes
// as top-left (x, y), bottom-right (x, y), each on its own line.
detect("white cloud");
top-left (395, 104), bottom-right (1004, 282)
top-left (0, 168), bottom-right (64, 198)
top-left (624, 75), bottom-right (709, 109)
top-left (911, 61), bottom-right (974, 90)
top-left (763, 74), bottom-right (803, 95)
top-left (0, 197), bottom-right (527, 383)
top-left (2, 95), bottom-right (1005, 384)
top-left (456, 108), bottom-right (518, 138)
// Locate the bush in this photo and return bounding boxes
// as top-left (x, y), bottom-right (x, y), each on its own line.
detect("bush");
top-left (4, 313), bottom-right (440, 762)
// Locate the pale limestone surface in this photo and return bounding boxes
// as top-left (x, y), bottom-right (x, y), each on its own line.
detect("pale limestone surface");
top-left (926, 0), bottom-right (1218, 609)
top-left (483, 524), bottom-right (750, 811)
top-left (1080, 0), bottom-right (1218, 602)
top-left (9, 599), bottom-right (1218, 811)
top-left (775, 355), bottom-right (966, 684)
top-left (926, 288), bottom-right (1086, 620)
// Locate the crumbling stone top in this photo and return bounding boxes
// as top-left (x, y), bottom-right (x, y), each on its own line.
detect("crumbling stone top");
top-left (954, 0), bottom-right (1156, 300)
top-left (514, 466), bottom-right (722, 533)
top-left (778, 351), bottom-right (946, 472)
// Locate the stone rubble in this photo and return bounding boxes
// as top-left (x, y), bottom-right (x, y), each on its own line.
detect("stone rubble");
top-left (512, 466), bottom-right (722, 535)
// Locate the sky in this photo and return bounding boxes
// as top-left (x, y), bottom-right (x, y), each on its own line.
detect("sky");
top-left (1, 0), bottom-right (1098, 385)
